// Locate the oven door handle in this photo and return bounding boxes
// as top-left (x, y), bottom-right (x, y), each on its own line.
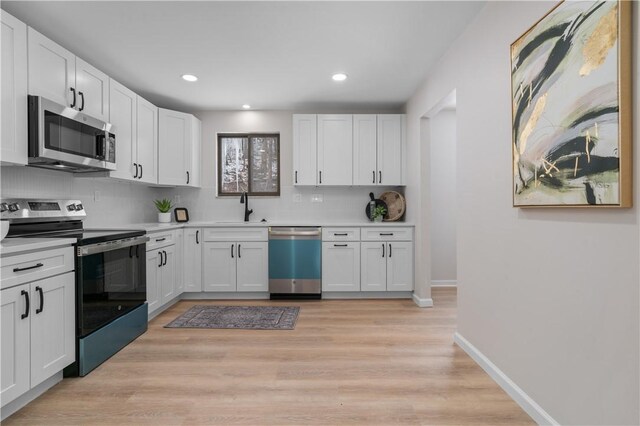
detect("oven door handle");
top-left (78, 236), bottom-right (150, 256)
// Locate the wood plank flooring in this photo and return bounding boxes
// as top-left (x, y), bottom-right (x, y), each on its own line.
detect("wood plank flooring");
top-left (4, 288), bottom-right (534, 425)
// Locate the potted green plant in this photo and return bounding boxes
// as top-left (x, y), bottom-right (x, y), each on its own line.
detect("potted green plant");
top-left (154, 198), bottom-right (173, 223)
top-left (372, 205), bottom-right (387, 223)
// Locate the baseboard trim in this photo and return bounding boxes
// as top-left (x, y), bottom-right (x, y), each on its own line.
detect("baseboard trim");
top-left (412, 293), bottom-right (433, 307)
top-left (323, 291), bottom-right (412, 299)
top-left (181, 292), bottom-right (270, 300)
top-left (453, 332), bottom-right (558, 425)
top-left (431, 280), bottom-right (457, 287)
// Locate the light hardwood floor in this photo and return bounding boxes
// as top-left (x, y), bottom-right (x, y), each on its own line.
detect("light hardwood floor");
top-left (4, 288), bottom-right (534, 425)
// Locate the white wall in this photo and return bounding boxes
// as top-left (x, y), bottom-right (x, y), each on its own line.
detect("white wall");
top-left (405, 2), bottom-right (639, 425)
top-left (0, 166), bottom-right (160, 227)
top-left (163, 110), bottom-right (403, 223)
top-left (429, 109), bottom-right (457, 282)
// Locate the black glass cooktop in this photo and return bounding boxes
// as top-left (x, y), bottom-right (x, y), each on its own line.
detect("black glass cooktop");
top-left (7, 220), bottom-right (145, 245)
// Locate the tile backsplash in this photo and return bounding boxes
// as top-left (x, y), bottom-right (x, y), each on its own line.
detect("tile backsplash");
top-left (1, 165), bottom-right (405, 226)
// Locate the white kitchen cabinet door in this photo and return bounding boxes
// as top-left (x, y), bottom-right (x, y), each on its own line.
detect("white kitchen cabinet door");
top-left (203, 242), bottom-right (236, 292)
top-left (75, 57), bottom-right (109, 121)
top-left (29, 272), bottom-right (75, 388)
top-left (1, 11), bottom-right (28, 166)
top-left (317, 114), bottom-right (353, 186)
top-left (160, 245), bottom-right (176, 305)
top-left (322, 242), bottom-right (360, 292)
top-left (174, 231), bottom-right (184, 295)
top-left (386, 242), bottom-right (413, 291)
top-left (0, 284), bottom-right (30, 406)
top-left (136, 96), bottom-right (158, 184)
top-left (236, 242), bottom-right (268, 292)
top-left (158, 108), bottom-right (190, 186)
top-left (146, 250), bottom-right (161, 313)
top-left (360, 242), bottom-right (387, 292)
top-left (27, 27), bottom-right (75, 108)
top-left (353, 115), bottom-right (377, 186)
top-left (377, 115), bottom-right (404, 186)
top-left (108, 79), bottom-right (137, 181)
top-left (292, 114), bottom-right (317, 185)
top-left (183, 228), bottom-right (202, 292)
top-left (188, 116), bottom-right (201, 188)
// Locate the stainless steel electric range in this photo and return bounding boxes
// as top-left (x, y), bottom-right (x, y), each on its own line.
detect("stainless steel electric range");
top-left (1, 199), bottom-right (149, 376)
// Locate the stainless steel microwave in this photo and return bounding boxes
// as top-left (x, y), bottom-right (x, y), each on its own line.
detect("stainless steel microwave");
top-left (28, 95), bottom-right (116, 172)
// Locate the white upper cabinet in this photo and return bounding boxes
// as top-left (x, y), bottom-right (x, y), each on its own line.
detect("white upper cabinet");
top-left (377, 114), bottom-right (405, 185)
top-left (293, 113), bottom-right (405, 187)
top-left (27, 27), bottom-right (75, 108)
top-left (353, 115), bottom-right (377, 186)
top-left (136, 95), bottom-right (158, 184)
top-left (74, 57), bottom-right (109, 121)
top-left (292, 114), bottom-right (317, 185)
top-left (1, 11), bottom-right (28, 166)
top-left (158, 108), bottom-right (200, 187)
top-left (188, 116), bottom-right (201, 188)
top-left (28, 28), bottom-right (109, 121)
top-left (109, 81), bottom-right (158, 184)
top-left (109, 79), bottom-right (137, 181)
top-left (317, 114), bottom-right (353, 186)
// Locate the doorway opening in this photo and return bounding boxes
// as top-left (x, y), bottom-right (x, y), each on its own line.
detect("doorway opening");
top-left (421, 90), bottom-right (457, 289)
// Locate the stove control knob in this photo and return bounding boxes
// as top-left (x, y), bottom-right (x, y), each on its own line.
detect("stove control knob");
top-left (75, 204), bottom-right (84, 211)
top-left (67, 204), bottom-right (76, 211)
top-left (8, 203), bottom-right (19, 212)
top-left (0, 203), bottom-right (8, 212)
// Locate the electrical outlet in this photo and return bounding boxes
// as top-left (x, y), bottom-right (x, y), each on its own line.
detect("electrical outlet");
top-left (311, 194), bottom-right (323, 203)
top-left (94, 190), bottom-right (101, 202)
top-left (293, 193), bottom-right (302, 203)
top-left (174, 195), bottom-right (181, 204)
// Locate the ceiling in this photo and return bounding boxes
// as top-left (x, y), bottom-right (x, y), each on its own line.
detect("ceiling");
top-left (2, 1), bottom-right (484, 112)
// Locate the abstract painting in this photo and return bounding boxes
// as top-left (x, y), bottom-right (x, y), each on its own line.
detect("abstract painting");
top-left (511, 0), bottom-right (631, 207)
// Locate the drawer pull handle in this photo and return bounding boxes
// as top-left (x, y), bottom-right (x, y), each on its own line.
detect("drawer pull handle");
top-left (334, 233), bottom-right (348, 236)
top-left (13, 263), bottom-right (44, 273)
top-left (36, 286), bottom-right (44, 314)
top-left (21, 290), bottom-right (29, 319)
top-left (334, 244), bottom-right (348, 247)
top-left (155, 238), bottom-right (166, 242)
top-left (379, 233), bottom-right (394, 236)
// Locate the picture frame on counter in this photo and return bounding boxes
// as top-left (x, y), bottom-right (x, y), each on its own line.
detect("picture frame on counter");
top-left (174, 208), bottom-right (189, 222)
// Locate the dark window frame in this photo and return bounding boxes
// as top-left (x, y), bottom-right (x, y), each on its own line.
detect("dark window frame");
top-left (217, 133), bottom-right (281, 197)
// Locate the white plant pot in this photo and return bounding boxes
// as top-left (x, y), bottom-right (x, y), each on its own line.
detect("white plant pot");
top-left (373, 216), bottom-right (383, 223)
top-left (158, 212), bottom-right (171, 223)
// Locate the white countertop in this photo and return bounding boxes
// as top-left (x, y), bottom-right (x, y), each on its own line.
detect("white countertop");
top-left (0, 237), bottom-right (77, 256)
top-left (112, 221), bottom-right (414, 233)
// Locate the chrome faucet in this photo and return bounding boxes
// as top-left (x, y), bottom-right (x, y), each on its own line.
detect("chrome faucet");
top-left (240, 192), bottom-right (253, 222)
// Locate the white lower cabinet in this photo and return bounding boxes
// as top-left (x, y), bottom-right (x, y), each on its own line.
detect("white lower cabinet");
top-left (322, 242), bottom-right (360, 292)
top-left (203, 241), bottom-right (268, 292)
top-left (146, 245), bottom-right (176, 314)
top-left (361, 241), bottom-right (413, 291)
top-left (1, 272), bottom-right (75, 407)
top-left (183, 228), bottom-right (202, 292)
top-left (174, 231), bottom-right (184, 295)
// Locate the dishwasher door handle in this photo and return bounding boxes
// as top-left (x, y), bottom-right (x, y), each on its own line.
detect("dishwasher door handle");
top-left (269, 229), bottom-right (321, 237)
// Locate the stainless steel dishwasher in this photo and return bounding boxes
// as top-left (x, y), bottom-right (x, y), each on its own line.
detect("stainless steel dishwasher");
top-left (268, 227), bottom-right (321, 299)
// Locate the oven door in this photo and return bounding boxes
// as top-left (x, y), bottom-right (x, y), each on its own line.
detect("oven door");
top-left (77, 237), bottom-right (148, 337)
top-left (28, 95), bottom-right (116, 171)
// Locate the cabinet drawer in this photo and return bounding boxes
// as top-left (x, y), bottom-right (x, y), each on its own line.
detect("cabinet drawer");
top-left (360, 227), bottom-right (413, 241)
top-left (146, 231), bottom-right (175, 250)
top-left (203, 227), bottom-right (268, 242)
top-left (1, 247), bottom-right (74, 290)
top-left (322, 227), bottom-right (360, 241)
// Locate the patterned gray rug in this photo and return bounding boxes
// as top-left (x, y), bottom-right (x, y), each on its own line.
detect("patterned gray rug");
top-left (164, 305), bottom-right (300, 330)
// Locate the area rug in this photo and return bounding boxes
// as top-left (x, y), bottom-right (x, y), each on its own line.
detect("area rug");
top-left (164, 305), bottom-right (299, 330)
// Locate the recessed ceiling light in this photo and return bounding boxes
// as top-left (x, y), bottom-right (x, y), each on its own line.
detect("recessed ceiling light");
top-left (242, 104), bottom-right (251, 109)
top-left (181, 74), bottom-right (198, 82)
top-left (332, 73), bottom-right (348, 82)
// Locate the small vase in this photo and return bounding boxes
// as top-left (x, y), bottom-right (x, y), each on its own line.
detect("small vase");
top-left (373, 215), bottom-right (383, 223)
top-left (158, 212), bottom-right (171, 223)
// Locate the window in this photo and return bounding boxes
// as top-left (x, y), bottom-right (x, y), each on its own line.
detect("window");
top-left (218, 133), bottom-right (280, 196)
